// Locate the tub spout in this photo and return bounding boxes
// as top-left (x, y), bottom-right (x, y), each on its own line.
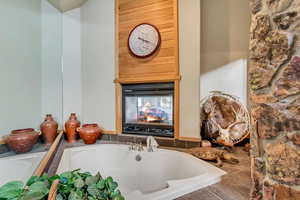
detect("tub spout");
top-left (146, 136), bottom-right (158, 152)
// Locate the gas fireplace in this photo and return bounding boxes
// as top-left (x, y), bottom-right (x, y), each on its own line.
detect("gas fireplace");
top-left (122, 83), bottom-right (174, 137)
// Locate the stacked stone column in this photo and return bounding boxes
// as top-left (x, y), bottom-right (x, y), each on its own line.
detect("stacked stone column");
top-left (249, 0), bottom-right (300, 199)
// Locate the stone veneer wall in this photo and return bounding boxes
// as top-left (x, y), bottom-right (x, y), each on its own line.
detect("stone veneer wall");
top-left (249, 0), bottom-right (300, 199)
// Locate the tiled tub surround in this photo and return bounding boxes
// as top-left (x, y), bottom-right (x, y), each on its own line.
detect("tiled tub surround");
top-left (56, 144), bottom-right (226, 200)
top-left (101, 134), bottom-right (201, 148)
top-left (0, 151), bottom-right (46, 185)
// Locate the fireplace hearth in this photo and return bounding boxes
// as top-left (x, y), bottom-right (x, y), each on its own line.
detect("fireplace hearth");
top-left (122, 83), bottom-right (174, 137)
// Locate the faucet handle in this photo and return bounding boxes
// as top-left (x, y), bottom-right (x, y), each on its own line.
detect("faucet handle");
top-left (128, 143), bottom-right (134, 151)
top-left (137, 143), bottom-right (144, 151)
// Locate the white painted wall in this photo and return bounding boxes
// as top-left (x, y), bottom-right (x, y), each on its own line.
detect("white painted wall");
top-left (62, 8), bottom-right (82, 122)
top-left (0, 0), bottom-right (63, 135)
top-left (200, 59), bottom-right (248, 105)
top-left (81, 0), bottom-right (115, 130)
top-left (0, 0), bottom-right (42, 135)
top-left (41, 0), bottom-right (63, 127)
top-left (179, 0), bottom-right (201, 139)
top-left (200, 0), bottom-right (250, 106)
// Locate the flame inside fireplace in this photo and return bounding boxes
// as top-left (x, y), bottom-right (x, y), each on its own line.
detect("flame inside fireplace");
top-left (146, 115), bottom-right (162, 122)
top-left (138, 102), bottom-right (165, 123)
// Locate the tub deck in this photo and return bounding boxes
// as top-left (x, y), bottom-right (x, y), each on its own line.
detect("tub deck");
top-left (0, 151), bottom-right (46, 185)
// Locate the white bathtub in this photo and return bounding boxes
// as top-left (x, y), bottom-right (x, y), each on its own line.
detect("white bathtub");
top-left (57, 144), bottom-right (226, 200)
top-left (0, 152), bottom-right (46, 185)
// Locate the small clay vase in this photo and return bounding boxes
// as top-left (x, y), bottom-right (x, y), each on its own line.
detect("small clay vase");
top-left (6, 131), bottom-right (39, 153)
top-left (77, 124), bottom-right (102, 144)
top-left (65, 113), bottom-right (81, 143)
top-left (40, 114), bottom-right (58, 145)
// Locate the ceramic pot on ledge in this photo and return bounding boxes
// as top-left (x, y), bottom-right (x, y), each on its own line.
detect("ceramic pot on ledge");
top-left (6, 129), bottom-right (39, 153)
top-left (77, 124), bottom-right (102, 144)
top-left (65, 113), bottom-right (81, 143)
top-left (40, 114), bottom-right (58, 145)
top-left (11, 128), bottom-right (35, 134)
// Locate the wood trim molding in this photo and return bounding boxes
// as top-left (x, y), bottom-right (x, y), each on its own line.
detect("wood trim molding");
top-left (174, 79), bottom-right (180, 139)
top-left (115, 83), bottom-right (122, 133)
top-left (33, 131), bottom-right (63, 177)
top-left (102, 130), bottom-right (118, 135)
top-left (114, 79), bottom-right (180, 139)
top-left (114, 75), bottom-right (181, 84)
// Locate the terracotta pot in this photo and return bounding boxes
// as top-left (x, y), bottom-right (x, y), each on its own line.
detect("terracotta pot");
top-left (40, 114), bottom-right (58, 145)
top-left (77, 124), bottom-right (101, 144)
top-left (65, 113), bottom-right (81, 143)
top-left (11, 128), bottom-right (35, 134)
top-left (6, 131), bottom-right (39, 153)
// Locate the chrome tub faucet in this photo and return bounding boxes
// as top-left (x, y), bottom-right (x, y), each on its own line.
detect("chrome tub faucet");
top-left (146, 136), bottom-right (159, 152)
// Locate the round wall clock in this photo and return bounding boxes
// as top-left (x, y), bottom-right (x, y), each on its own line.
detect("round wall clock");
top-left (128, 23), bottom-right (161, 58)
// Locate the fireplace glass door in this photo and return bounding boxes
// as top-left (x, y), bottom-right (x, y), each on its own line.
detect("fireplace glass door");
top-left (122, 83), bottom-right (174, 137)
top-left (125, 95), bottom-right (173, 126)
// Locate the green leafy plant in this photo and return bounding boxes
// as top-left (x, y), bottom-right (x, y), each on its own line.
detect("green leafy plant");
top-left (0, 170), bottom-right (125, 200)
top-left (0, 174), bottom-right (51, 200)
top-left (56, 169), bottom-right (124, 200)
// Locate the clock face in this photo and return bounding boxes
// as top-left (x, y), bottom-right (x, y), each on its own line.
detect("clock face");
top-left (128, 23), bottom-right (161, 58)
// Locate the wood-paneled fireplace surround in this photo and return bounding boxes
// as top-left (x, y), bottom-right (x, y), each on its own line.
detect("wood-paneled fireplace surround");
top-left (114, 0), bottom-right (183, 140)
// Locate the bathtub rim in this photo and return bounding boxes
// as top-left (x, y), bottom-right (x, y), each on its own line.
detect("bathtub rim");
top-left (56, 143), bottom-right (227, 200)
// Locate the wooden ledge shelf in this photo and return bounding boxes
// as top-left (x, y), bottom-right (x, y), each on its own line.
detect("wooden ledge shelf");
top-left (33, 131), bottom-right (64, 177)
top-left (114, 75), bottom-right (181, 84)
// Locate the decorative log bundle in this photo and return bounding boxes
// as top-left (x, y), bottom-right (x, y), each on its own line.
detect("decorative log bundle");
top-left (249, 0), bottom-right (300, 199)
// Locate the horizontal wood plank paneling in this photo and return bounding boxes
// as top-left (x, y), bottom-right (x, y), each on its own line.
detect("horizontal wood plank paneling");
top-left (117, 0), bottom-right (179, 80)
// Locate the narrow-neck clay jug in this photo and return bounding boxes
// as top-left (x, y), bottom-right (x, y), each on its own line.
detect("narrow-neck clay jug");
top-left (40, 114), bottom-right (58, 145)
top-left (65, 113), bottom-right (81, 143)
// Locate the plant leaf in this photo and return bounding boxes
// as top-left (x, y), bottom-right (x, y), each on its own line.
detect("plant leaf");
top-left (96, 179), bottom-right (105, 190)
top-left (20, 191), bottom-right (47, 200)
top-left (56, 193), bottom-right (64, 200)
top-left (87, 184), bottom-right (100, 197)
top-left (85, 175), bottom-right (99, 186)
top-left (110, 189), bottom-right (121, 198)
top-left (60, 171), bottom-right (73, 180)
top-left (74, 178), bottom-right (84, 189)
top-left (109, 181), bottom-right (118, 191)
top-left (68, 190), bottom-right (82, 200)
top-left (0, 181), bottom-right (23, 199)
top-left (26, 176), bottom-right (39, 186)
top-left (112, 195), bottom-right (125, 200)
top-left (28, 181), bottom-right (49, 194)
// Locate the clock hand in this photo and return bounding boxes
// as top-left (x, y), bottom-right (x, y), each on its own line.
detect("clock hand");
top-left (138, 37), bottom-right (153, 44)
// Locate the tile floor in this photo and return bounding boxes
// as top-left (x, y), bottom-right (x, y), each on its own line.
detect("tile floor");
top-left (177, 147), bottom-right (251, 200)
